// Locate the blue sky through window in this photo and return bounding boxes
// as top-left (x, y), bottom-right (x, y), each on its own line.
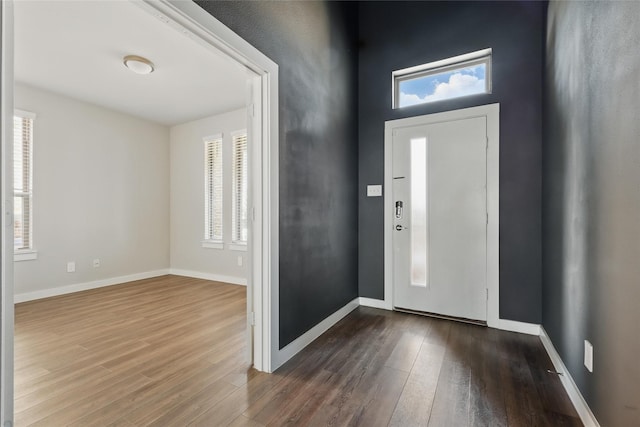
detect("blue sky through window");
top-left (398, 64), bottom-right (486, 107)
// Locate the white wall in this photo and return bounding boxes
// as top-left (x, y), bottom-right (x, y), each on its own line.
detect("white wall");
top-left (14, 83), bottom-right (170, 299)
top-left (13, 85), bottom-right (247, 301)
top-left (170, 109), bottom-right (248, 283)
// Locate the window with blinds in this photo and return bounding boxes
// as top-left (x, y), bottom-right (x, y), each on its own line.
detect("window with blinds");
top-left (232, 132), bottom-right (248, 244)
top-left (204, 135), bottom-right (223, 242)
top-left (14, 112), bottom-right (35, 252)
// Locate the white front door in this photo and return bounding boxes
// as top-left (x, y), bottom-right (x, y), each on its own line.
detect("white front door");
top-left (392, 116), bottom-right (488, 321)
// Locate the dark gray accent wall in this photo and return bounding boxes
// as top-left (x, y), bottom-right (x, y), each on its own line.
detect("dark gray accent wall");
top-left (358, 1), bottom-right (545, 323)
top-left (195, 1), bottom-right (359, 348)
top-left (544, 2), bottom-right (640, 424)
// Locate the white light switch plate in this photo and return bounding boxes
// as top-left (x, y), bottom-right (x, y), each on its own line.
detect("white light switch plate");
top-left (584, 340), bottom-right (593, 372)
top-left (367, 185), bottom-right (383, 197)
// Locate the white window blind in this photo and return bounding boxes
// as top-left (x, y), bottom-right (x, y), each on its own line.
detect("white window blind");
top-left (204, 135), bottom-right (223, 241)
top-left (232, 132), bottom-right (248, 244)
top-left (14, 112), bottom-right (34, 251)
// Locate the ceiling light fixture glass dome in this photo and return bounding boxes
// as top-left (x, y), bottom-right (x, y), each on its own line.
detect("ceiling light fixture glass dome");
top-left (123, 55), bottom-right (155, 75)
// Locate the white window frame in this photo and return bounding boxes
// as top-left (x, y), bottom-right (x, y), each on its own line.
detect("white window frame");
top-left (231, 129), bottom-right (248, 246)
top-left (392, 48), bottom-right (492, 109)
top-left (13, 109), bottom-right (37, 261)
top-left (203, 133), bottom-right (223, 248)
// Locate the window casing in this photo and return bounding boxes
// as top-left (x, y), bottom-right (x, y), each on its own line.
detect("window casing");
top-left (232, 131), bottom-right (248, 244)
top-left (204, 135), bottom-right (223, 243)
top-left (392, 48), bottom-right (492, 109)
top-left (14, 111), bottom-right (35, 252)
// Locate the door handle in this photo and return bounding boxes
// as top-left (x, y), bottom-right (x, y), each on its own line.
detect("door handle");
top-left (395, 201), bottom-right (403, 219)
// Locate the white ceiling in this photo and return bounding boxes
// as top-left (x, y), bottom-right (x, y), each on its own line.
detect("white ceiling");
top-left (14, 1), bottom-right (249, 126)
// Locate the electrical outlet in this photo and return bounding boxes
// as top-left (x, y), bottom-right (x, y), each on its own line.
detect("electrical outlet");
top-left (93, 259), bottom-right (100, 268)
top-left (67, 261), bottom-right (76, 273)
top-left (584, 340), bottom-right (594, 372)
top-left (237, 256), bottom-right (243, 267)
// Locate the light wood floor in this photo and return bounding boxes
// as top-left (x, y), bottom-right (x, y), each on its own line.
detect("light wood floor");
top-left (15, 275), bottom-right (582, 426)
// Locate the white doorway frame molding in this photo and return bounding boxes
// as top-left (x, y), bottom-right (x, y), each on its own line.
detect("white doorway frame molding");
top-left (133, 0), bottom-right (279, 375)
top-left (383, 104), bottom-right (500, 328)
top-left (1, 1), bottom-right (279, 424)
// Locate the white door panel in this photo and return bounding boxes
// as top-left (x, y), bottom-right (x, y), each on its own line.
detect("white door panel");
top-left (393, 116), bottom-right (487, 321)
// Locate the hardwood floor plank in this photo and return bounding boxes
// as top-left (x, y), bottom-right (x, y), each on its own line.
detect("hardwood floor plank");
top-left (223, 365), bottom-right (264, 388)
top-left (241, 314), bottom-right (378, 426)
top-left (104, 419), bottom-right (136, 427)
top-left (427, 323), bottom-right (472, 427)
top-left (388, 339), bottom-right (448, 426)
top-left (15, 366), bottom-right (113, 413)
top-left (65, 362), bottom-right (208, 426)
top-left (301, 316), bottom-right (411, 427)
top-left (25, 374), bottom-right (152, 427)
top-left (347, 366), bottom-right (409, 427)
top-left (141, 377), bottom-right (238, 426)
top-left (499, 331), bottom-right (560, 426)
top-left (266, 368), bottom-right (340, 427)
top-left (188, 371), bottom-right (284, 426)
top-left (229, 414), bottom-right (265, 427)
top-left (289, 317), bottom-right (396, 426)
top-left (468, 325), bottom-right (508, 427)
top-left (244, 353), bottom-right (334, 424)
top-left (384, 331), bottom-right (425, 372)
top-left (518, 334), bottom-right (579, 418)
top-left (13, 366), bottom-right (49, 388)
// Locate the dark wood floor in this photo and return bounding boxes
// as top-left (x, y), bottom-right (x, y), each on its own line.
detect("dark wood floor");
top-left (15, 275), bottom-right (581, 426)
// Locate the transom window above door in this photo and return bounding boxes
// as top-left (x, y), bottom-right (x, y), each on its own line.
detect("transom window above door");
top-left (392, 48), bottom-right (492, 109)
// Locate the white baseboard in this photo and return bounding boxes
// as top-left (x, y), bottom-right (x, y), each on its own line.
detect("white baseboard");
top-left (494, 318), bottom-right (541, 335)
top-left (275, 298), bottom-right (359, 369)
top-left (169, 269), bottom-right (246, 286)
top-left (358, 297), bottom-right (392, 310)
top-left (540, 327), bottom-right (600, 427)
top-left (14, 269), bottom-right (170, 303)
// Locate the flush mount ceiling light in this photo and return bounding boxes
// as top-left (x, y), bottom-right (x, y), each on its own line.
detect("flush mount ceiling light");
top-left (123, 55), bottom-right (155, 75)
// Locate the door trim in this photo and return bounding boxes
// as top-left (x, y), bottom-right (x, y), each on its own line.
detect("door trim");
top-left (134, 0), bottom-right (280, 373)
top-left (384, 104), bottom-right (500, 328)
top-left (0, 3), bottom-right (15, 425)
